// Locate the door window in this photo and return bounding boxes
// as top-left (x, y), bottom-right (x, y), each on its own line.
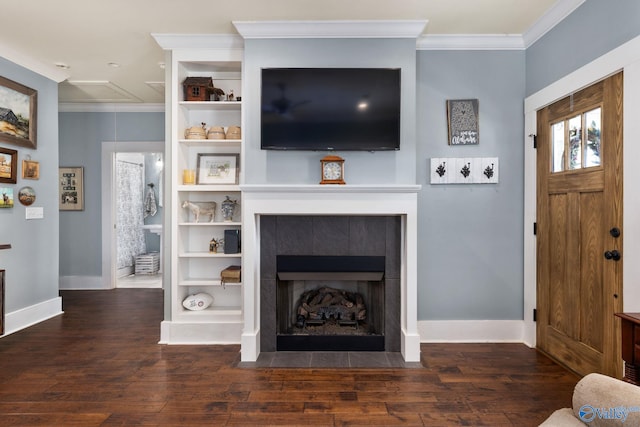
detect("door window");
top-left (551, 107), bottom-right (601, 173)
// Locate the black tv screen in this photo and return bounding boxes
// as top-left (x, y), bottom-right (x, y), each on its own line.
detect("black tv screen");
top-left (261, 68), bottom-right (401, 151)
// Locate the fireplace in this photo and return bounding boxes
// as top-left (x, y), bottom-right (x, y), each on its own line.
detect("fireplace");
top-left (240, 184), bottom-right (421, 362)
top-left (258, 215), bottom-right (402, 353)
top-left (276, 255), bottom-right (386, 351)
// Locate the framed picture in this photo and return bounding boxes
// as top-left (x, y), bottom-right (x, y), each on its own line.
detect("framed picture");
top-left (447, 99), bottom-right (479, 145)
top-left (196, 153), bottom-right (239, 185)
top-left (22, 159), bottom-right (40, 180)
top-left (0, 76), bottom-right (37, 149)
top-left (0, 187), bottom-right (13, 208)
top-left (59, 166), bottom-right (84, 211)
top-left (0, 146), bottom-right (17, 184)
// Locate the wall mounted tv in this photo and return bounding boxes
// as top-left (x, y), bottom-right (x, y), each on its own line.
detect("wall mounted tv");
top-left (261, 68), bottom-right (401, 151)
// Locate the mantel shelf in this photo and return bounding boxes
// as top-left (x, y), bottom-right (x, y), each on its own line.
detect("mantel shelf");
top-left (240, 184), bottom-right (422, 194)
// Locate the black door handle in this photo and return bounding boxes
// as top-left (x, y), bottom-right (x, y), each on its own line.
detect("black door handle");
top-left (604, 250), bottom-right (621, 261)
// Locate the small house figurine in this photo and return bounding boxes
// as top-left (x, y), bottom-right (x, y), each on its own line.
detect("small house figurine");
top-left (182, 77), bottom-right (214, 102)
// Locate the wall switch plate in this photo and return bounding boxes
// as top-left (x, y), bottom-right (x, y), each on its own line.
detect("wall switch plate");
top-left (25, 207), bottom-right (44, 219)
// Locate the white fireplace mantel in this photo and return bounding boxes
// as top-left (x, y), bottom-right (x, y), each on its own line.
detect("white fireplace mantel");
top-left (240, 184), bottom-right (421, 362)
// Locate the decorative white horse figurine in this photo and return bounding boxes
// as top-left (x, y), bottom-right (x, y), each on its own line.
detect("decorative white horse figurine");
top-left (182, 200), bottom-right (216, 223)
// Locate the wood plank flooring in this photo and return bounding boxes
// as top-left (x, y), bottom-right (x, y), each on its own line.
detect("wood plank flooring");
top-left (0, 289), bottom-right (579, 426)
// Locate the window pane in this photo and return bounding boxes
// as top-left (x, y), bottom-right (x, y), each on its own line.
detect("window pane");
top-left (568, 115), bottom-right (582, 170)
top-left (552, 121), bottom-right (565, 172)
top-left (585, 107), bottom-right (601, 168)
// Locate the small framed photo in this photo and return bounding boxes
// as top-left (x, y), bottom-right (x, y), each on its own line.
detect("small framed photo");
top-left (0, 75), bottom-right (37, 149)
top-left (22, 159), bottom-right (40, 180)
top-left (447, 99), bottom-right (479, 145)
top-left (0, 187), bottom-right (13, 208)
top-left (196, 153), bottom-right (239, 185)
top-left (59, 166), bottom-right (84, 211)
top-left (0, 146), bottom-right (17, 184)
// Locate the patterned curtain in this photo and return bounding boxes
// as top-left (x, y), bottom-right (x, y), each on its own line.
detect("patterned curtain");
top-left (116, 160), bottom-right (146, 270)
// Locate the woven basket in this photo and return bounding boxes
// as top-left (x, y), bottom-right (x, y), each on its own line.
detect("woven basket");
top-left (185, 126), bottom-right (206, 140)
top-left (207, 126), bottom-right (226, 140)
top-left (226, 126), bottom-right (241, 140)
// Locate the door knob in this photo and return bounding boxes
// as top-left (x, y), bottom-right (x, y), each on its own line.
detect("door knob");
top-left (610, 227), bottom-right (621, 238)
top-left (604, 250), bottom-right (621, 261)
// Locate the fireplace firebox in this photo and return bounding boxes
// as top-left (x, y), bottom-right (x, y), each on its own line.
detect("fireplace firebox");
top-left (276, 255), bottom-right (385, 351)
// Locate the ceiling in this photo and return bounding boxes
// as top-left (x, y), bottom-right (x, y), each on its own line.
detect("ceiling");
top-left (0, 0), bottom-right (580, 105)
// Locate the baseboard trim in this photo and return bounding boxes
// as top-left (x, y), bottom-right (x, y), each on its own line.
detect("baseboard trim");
top-left (3, 297), bottom-right (63, 336)
top-left (418, 319), bottom-right (528, 344)
top-left (159, 320), bottom-right (242, 345)
top-left (59, 275), bottom-right (108, 290)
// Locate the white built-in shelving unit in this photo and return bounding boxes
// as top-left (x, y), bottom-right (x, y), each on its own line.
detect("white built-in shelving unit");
top-left (154, 35), bottom-right (244, 343)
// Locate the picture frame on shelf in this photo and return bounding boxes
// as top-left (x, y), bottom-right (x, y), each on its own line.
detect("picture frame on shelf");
top-left (0, 146), bottom-right (17, 184)
top-left (0, 75), bottom-right (37, 149)
top-left (22, 159), bottom-right (39, 180)
top-left (59, 166), bottom-right (84, 211)
top-left (196, 153), bottom-right (239, 185)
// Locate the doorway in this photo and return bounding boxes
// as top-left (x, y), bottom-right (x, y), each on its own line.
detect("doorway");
top-left (101, 141), bottom-right (164, 289)
top-left (536, 72), bottom-right (623, 377)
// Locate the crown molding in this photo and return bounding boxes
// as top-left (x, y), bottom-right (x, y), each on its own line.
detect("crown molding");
top-left (417, 34), bottom-right (525, 51)
top-left (523, 0), bottom-right (586, 47)
top-left (58, 103), bottom-right (165, 113)
top-left (233, 20), bottom-right (428, 39)
top-left (0, 41), bottom-right (69, 83)
top-left (152, 34), bottom-right (244, 50)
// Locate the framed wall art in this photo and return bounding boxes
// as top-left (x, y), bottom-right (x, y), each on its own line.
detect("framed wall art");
top-left (0, 76), bottom-right (37, 149)
top-left (447, 99), bottom-right (479, 145)
top-left (18, 186), bottom-right (36, 206)
top-left (0, 187), bottom-right (13, 208)
top-left (196, 153), bottom-right (239, 185)
top-left (22, 158), bottom-right (40, 180)
top-left (0, 146), bottom-right (17, 184)
top-left (59, 166), bottom-right (84, 211)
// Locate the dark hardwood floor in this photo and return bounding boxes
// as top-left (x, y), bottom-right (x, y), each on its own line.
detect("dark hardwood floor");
top-left (0, 289), bottom-right (579, 426)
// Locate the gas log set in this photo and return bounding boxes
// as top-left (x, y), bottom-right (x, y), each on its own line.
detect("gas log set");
top-left (295, 286), bottom-right (367, 330)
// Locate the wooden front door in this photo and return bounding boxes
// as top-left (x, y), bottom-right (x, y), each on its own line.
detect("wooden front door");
top-left (536, 72), bottom-right (623, 377)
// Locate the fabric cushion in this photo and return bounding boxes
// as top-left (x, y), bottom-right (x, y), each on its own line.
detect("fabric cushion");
top-left (572, 373), bottom-right (640, 426)
top-left (539, 408), bottom-right (584, 426)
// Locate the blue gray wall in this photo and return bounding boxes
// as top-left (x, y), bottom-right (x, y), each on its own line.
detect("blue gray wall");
top-left (416, 50), bottom-right (525, 320)
top-left (526, 0), bottom-right (640, 95)
top-left (0, 57), bottom-right (60, 314)
top-left (58, 111), bottom-right (164, 278)
top-left (243, 38), bottom-right (417, 185)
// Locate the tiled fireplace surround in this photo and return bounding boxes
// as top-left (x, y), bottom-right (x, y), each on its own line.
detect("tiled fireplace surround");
top-left (240, 185), bottom-right (420, 362)
top-left (260, 215), bottom-right (400, 353)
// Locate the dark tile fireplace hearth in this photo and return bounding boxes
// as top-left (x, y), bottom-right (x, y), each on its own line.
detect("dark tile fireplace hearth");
top-left (260, 215), bottom-right (401, 353)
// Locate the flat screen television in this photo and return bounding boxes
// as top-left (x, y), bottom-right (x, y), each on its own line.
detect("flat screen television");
top-left (261, 68), bottom-right (401, 151)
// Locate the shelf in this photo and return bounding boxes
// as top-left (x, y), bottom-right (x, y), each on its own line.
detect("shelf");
top-left (184, 305), bottom-right (241, 314)
top-left (179, 252), bottom-right (241, 258)
top-left (179, 222), bottom-right (241, 227)
top-left (179, 101), bottom-right (241, 110)
top-left (178, 306), bottom-right (243, 323)
top-left (179, 139), bottom-right (241, 147)
top-left (179, 279), bottom-right (242, 287)
top-left (178, 184), bottom-right (240, 192)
